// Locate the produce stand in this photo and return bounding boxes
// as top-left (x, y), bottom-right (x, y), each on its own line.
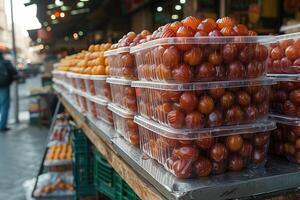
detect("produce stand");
top-left (31, 102), bottom-right (75, 199)
top-left (54, 86), bottom-right (300, 200)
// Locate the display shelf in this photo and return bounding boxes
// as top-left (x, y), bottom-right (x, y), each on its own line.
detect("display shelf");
top-left (55, 87), bottom-right (300, 200)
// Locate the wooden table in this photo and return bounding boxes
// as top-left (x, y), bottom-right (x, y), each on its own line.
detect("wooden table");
top-left (55, 85), bottom-right (300, 200)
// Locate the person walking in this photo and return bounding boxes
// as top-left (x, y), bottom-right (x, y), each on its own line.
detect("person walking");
top-left (0, 52), bottom-right (18, 132)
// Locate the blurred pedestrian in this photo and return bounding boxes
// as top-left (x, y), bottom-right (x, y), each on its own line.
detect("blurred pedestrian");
top-left (0, 52), bottom-right (18, 132)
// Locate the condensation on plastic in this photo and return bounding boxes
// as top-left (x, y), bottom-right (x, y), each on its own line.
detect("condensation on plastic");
top-left (104, 47), bottom-right (137, 80)
top-left (107, 78), bottom-right (137, 113)
top-left (130, 36), bottom-right (273, 83)
top-left (132, 79), bottom-right (273, 129)
top-left (270, 80), bottom-right (300, 118)
top-left (108, 103), bottom-right (139, 146)
top-left (268, 32), bottom-right (300, 74)
top-left (270, 122), bottom-right (300, 164)
top-left (135, 115), bottom-right (273, 178)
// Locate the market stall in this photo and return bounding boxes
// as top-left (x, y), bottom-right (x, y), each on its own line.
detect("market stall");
top-left (50, 16), bottom-right (300, 200)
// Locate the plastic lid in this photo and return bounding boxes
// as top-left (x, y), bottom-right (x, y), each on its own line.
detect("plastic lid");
top-left (267, 74), bottom-right (300, 81)
top-left (134, 115), bottom-right (276, 140)
top-left (84, 93), bottom-right (108, 105)
top-left (108, 103), bottom-right (134, 118)
top-left (276, 32), bottom-right (300, 41)
top-left (68, 73), bottom-right (81, 78)
top-left (107, 77), bottom-right (132, 85)
top-left (52, 70), bottom-right (64, 75)
top-left (76, 74), bottom-right (90, 79)
top-left (269, 114), bottom-right (300, 126)
top-left (89, 75), bottom-right (107, 80)
top-left (104, 47), bottom-right (130, 57)
top-left (131, 78), bottom-right (274, 91)
top-left (130, 36), bottom-right (274, 53)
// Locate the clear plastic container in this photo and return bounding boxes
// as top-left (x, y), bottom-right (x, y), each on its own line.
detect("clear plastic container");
top-left (89, 95), bottom-right (113, 125)
top-left (270, 115), bottom-right (300, 164)
top-left (67, 73), bottom-right (78, 89)
top-left (76, 74), bottom-right (89, 92)
top-left (107, 77), bottom-right (137, 113)
top-left (132, 79), bottom-right (273, 129)
top-left (78, 94), bottom-right (87, 113)
top-left (84, 76), bottom-right (95, 96)
top-left (86, 98), bottom-right (97, 118)
top-left (104, 47), bottom-right (137, 80)
top-left (130, 36), bottom-right (273, 83)
top-left (270, 80), bottom-right (300, 118)
top-left (87, 75), bottom-right (112, 101)
top-left (72, 93), bottom-right (80, 107)
top-left (108, 103), bottom-right (139, 146)
top-left (135, 115), bottom-right (275, 178)
top-left (267, 32), bottom-right (300, 74)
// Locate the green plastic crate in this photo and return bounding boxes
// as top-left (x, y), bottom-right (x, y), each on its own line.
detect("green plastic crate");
top-left (71, 123), bottom-right (93, 153)
top-left (93, 148), bottom-right (116, 199)
top-left (71, 122), bottom-right (96, 198)
top-left (114, 173), bottom-right (140, 200)
top-left (93, 148), bottom-right (140, 200)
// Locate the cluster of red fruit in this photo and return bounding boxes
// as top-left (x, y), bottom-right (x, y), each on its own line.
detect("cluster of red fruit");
top-left (51, 127), bottom-right (67, 141)
top-left (271, 81), bottom-right (300, 117)
top-left (111, 30), bottom-right (152, 49)
top-left (271, 124), bottom-right (300, 164)
top-left (107, 30), bottom-right (151, 79)
top-left (142, 129), bottom-right (270, 178)
top-left (268, 38), bottom-right (300, 74)
top-left (152, 16), bottom-right (257, 39)
top-left (132, 16), bottom-right (269, 83)
top-left (137, 85), bottom-right (270, 129)
top-left (110, 84), bottom-right (137, 113)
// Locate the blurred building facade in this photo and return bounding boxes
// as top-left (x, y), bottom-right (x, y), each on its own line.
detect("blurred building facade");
top-left (0, 0), bottom-right (10, 47)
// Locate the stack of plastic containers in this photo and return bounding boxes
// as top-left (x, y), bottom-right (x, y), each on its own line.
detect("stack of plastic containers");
top-left (83, 73), bottom-right (113, 125)
top-left (105, 47), bottom-right (140, 146)
top-left (130, 33), bottom-right (276, 178)
top-left (268, 33), bottom-right (300, 164)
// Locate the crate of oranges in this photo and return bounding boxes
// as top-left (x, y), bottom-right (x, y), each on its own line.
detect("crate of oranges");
top-left (44, 144), bottom-right (72, 166)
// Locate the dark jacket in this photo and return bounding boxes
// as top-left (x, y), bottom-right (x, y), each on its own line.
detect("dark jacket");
top-left (0, 60), bottom-right (18, 86)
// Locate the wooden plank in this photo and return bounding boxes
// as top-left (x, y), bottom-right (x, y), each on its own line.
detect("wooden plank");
top-left (60, 96), bottom-right (165, 200)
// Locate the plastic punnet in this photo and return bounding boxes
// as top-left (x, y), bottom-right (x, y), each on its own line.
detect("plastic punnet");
top-left (135, 115), bottom-right (275, 178)
top-left (130, 36), bottom-right (273, 83)
top-left (132, 79), bottom-right (273, 129)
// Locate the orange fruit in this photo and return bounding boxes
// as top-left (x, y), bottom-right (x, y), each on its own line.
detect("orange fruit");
top-left (95, 44), bottom-right (100, 51)
top-left (105, 66), bottom-right (110, 75)
top-left (94, 65), bottom-right (106, 75)
top-left (99, 56), bottom-right (105, 66)
top-left (88, 45), bottom-right (95, 52)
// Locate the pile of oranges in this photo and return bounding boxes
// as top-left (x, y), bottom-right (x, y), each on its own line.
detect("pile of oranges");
top-left (46, 144), bottom-right (72, 161)
top-left (56, 51), bottom-right (86, 72)
top-left (57, 43), bottom-right (112, 76)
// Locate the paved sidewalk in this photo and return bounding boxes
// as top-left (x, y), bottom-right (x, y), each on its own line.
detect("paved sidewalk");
top-left (0, 123), bottom-right (48, 200)
top-left (0, 75), bottom-right (49, 200)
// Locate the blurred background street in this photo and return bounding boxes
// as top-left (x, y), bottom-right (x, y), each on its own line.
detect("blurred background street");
top-left (0, 75), bottom-right (48, 200)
